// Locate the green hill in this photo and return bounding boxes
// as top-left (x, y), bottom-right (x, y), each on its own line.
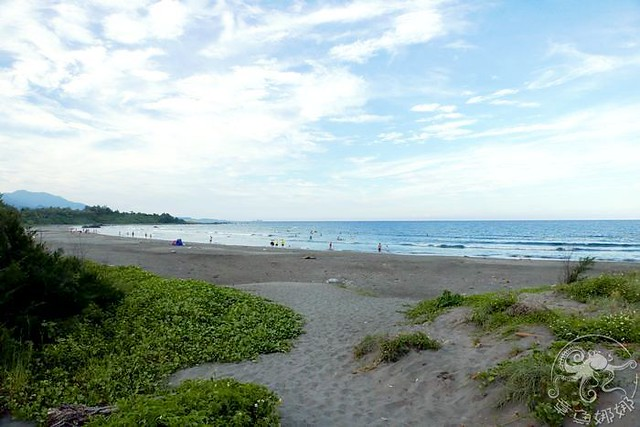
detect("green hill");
top-left (17, 205), bottom-right (186, 226)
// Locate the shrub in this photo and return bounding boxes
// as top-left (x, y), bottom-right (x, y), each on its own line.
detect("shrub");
top-left (467, 292), bottom-right (518, 329)
top-left (551, 312), bottom-right (640, 343)
top-left (478, 349), bottom-right (569, 426)
top-left (87, 379), bottom-right (280, 426)
top-left (558, 272), bottom-right (640, 304)
top-left (562, 255), bottom-right (596, 284)
top-left (0, 199), bottom-right (124, 343)
top-left (353, 334), bottom-right (382, 360)
top-left (354, 331), bottom-right (440, 370)
top-left (406, 290), bottom-right (465, 323)
top-left (379, 331), bottom-right (441, 362)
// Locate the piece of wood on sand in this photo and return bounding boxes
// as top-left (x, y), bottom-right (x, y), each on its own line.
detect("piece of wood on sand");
top-left (47, 404), bottom-right (115, 427)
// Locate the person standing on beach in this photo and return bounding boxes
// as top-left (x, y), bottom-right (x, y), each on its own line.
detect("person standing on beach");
top-left (329, 242), bottom-right (333, 250)
top-left (378, 243), bottom-right (382, 253)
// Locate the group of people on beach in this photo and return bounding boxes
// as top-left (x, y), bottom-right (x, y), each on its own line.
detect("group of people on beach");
top-left (118, 231), bottom-right (153, 239)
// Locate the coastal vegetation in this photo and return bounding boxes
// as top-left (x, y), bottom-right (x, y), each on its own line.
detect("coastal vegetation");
top-left (353, 331), bottom-right (440, 370)
top-left (562, 254), bottom-right (596, 284)
top-left (0, 198), bottom-right (303, 425)
top-left (408, 271), bottom-right (640, 426)
top-left (18, 205), bottom-right (186, 226)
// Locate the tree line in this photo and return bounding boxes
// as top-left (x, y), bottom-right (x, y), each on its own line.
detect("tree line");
top-left (17, 205), bottom-right (186, 226)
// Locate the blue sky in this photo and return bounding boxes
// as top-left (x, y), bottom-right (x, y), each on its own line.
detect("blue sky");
top-left (1, 0), bottom-right (639, 220)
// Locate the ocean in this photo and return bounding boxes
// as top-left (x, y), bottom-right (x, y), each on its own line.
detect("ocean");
top-left (92, 220), bottom-right (640, 263)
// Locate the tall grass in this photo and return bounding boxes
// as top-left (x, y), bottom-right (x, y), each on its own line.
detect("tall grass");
top-left (561, 255), bottom-right (596, 284)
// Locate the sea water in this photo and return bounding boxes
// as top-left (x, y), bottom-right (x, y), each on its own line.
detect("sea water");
top-left (94, 220), bottom-right (640, 262)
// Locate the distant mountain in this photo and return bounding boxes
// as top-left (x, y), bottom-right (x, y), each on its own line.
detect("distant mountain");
top-left (2, 190), bottom-right (86, 210)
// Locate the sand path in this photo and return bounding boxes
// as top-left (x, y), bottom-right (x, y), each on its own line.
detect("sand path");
top-left (170, 282), bottom-right (543, 426)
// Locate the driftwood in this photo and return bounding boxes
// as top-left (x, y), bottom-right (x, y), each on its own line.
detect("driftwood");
top-left (514, 331), bottom-right (537, 338)
top-left (47, 404), bottom-right (115, 427)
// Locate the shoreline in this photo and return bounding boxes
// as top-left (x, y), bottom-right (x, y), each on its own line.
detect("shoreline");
top-left (47, 218), bottom-right (640, 264)
top-left (38, 226), bottom-right (638, 299)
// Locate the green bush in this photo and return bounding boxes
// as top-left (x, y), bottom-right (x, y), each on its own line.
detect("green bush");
top-left (551, 312), bottom-right (640, 343)
top-left (406, 290), bottom-right (465, 323)
top-left (478, 345), bottom-right (600, 427)
top-left (354, 331), bottom-right (440, 369)
top-left (562, 256), bottom-right (596, 284)
top-left (353, 334), bottom-right (382, 360)
top-left (558, 272), bottom-right (640, 304)
top-left (478, 349), bottom-right (566, 426)
top-left (87, 379), bottom-right (280, 427)
top-left (379, 332), bottom-right (441, 362)
top-left (467, 292), bottom-right (518, 329)
top-left (0, 199), bottom-right (123, 343)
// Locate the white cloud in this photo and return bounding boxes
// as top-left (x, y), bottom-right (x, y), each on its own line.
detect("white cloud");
top-left (466, 88), bottom-right (519, 104)
top-left (416, 112), bottom-right (465, 122)
top-left (2, 1), bottom-right (638, 220)
top-left (330, 114), bottom-right (392, 123)
top-left (339, 105), bottom-right (640, 201)
top-left (413, 119), bottom-right (476, 141)
top-left (50, 3), bottom-right (95, 44)
top-left (103, 13), bottom-right (149, 44)
top-left (102, 0), bottom-right (189, 44)
top-left (445, 39), bottom-right (476, 50)
top-left (527, 44), bottom-right (640, 89)
top-left (411, 103), bottom-right (457, 113)
top-left (200, 1), bottom-right (455, 62)
top-left (61, 47), bottom-right (169, 101)
top-left (330, 7), bottom-right (446, 62)
top-left (148, 0), bottom-right (189, 39)
top-left (489, 100), bottom-right (540, 108)
top-left (377, 132), bottom-right (404, 143)
top-left (201, 0), bottom-right (397, 59)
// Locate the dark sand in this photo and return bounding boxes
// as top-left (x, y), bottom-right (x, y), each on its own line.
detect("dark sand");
top-left (39, 227), bottom-right (637, 299)
top-left (36, 227), bottom-right (640, 426)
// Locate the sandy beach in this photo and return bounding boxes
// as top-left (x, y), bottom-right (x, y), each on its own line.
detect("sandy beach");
top-left (39, 227), bottom-right (637, 300)
top-left (39, 227), bottom-right (640, 426)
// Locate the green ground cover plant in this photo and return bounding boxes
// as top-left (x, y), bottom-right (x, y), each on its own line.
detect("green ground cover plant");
top-left (405, 289), bottom-right (465, 323)
top-left (407, 288), bottom-right (557, 333)
top-left (86, 379), bottom-right (280, 427)
top-left (2, 266), bottom-right (304, 424)
top-left (557, 271), bottom-right (640, 304)
top-left (553, 272), bottom-right (640, 342)
top-left (353, 331), bottom-right (440, 370)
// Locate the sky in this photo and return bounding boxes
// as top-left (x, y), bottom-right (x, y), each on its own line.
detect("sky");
top-left (1, 0), bottom-right (639, 221)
